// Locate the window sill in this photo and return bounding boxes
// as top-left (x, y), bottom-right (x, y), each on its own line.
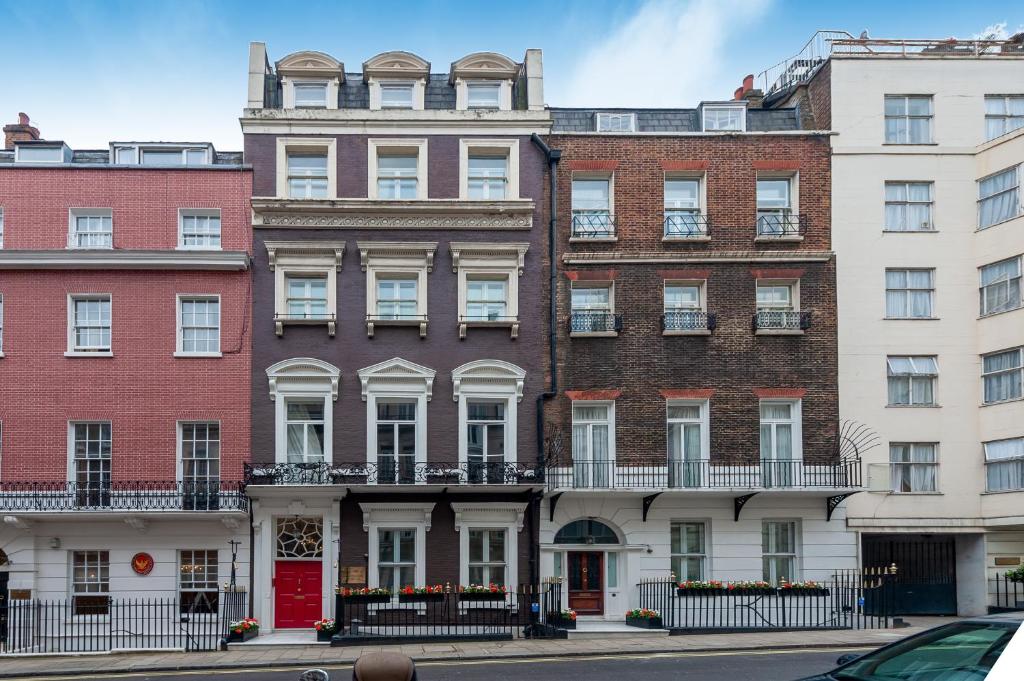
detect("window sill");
top-left (662, 236), bottom-right (711, 243)
top-left (981, 489), bottom-right (1024, 496)
top-left (366, 317), bottom-right (427, 338)
top-left (570, 331), bottom-right (619, 338)
top-left (275, 317), bottom-right (337, 337)
top-left (176, 246), bottom-right (223, 252)
top-left (881, 142), bottom-right (939, 146)
top-left (64, 351), bottom-right (113, 358)
top-left (173, 351), bottom-right (223, 358)
top-left (883, 317), bottom-right (940, 321)
top-left (881, 229), bottom-right (938, 234)
top-left (754, 235), bottom-right (803, 243)
top-left (979, 306), bottom-right (1023, 320)
top-left (885, 404), bottom-right (941, 408)
top-left (66, 246), bottom-right (114, 251)
top-left (459, 319), bottom-right (520, 340)
top-left (888, 491), bottom-right (943, 496)
top-left (569, 237), bottom-right (618, 244)
top-left (663, 329), bottom-right (712, 336)
top-left (977, 214), bottom-right (1023, 231)
top-left (981, 396), bottom-right (1024, 408)
top-left (754, 329), bottom-right (805, 336)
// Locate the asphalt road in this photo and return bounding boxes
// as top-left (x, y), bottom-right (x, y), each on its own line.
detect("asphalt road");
top-left (15, 647), bottom-right (870, 681)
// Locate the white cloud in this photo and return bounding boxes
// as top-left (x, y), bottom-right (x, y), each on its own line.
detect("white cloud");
top-left (559, 0), bottom-right (773, 107)
top-left (972, 22), bottom-right (1024, 40)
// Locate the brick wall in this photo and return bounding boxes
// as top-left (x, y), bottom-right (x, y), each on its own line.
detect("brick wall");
top-left (806, 60), bottom-right (833, 131)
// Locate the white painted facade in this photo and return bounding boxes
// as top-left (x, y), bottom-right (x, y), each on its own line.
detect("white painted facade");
top-left (825, 53), bottom-right (1024, 614)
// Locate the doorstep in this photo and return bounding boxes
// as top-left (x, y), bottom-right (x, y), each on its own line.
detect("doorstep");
top-left (567, 620), bottom-right (670, 639)
top-left (226, 630), bottom-right (329, 649)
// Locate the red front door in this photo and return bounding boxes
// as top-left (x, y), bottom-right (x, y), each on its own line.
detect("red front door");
top-left (567, 551), bottom-right (603, 615)
top-left (274, 561), bottom-right (323, 629)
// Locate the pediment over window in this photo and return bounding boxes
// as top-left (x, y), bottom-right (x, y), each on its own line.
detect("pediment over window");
top-left (276, 51), bottom-right (345, 79)
top-left (451, 359), bottom-right (526, 402)
top-left (266, 357), bottom-right (341, 400)
top-left (449, 52), bottom-right (518, 83)
top-left (357, 357), bottom-right (436, 401)
top-left (363, 51), bottom-right (430, 80)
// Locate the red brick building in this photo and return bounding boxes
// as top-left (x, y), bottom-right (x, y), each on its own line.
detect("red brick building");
top-left (0, 118), bottom-right (252, 609)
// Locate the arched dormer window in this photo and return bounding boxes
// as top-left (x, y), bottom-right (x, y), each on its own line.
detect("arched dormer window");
top-left (452, 360), bottom-right (526, 479)
top-left (266, 358), bottom-right (341, 465)
top-left (363, 51), bottom-right (430, 111)
top-left (276, 51), bottom-right (344, 110)
top-left (449, 52), bottom-right (518, 111)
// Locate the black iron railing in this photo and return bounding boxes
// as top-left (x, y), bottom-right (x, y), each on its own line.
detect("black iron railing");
top-left (664, 212), bottom-right (710, 238)
top-left (0, 481), bottom-right (248, 512)
top-left (366, 313), bottom-right (428, 322)
top-left (637, 570), bottom-right (892, 632)
top-left (0, 591), bottom-right (246, 654)
top-left (756, 212), bottom-right (807, 238)
top-left (545, 459), bottom-right (861, 491)
top-left (990, 572), bottom-right (1024, 612)
top-left (571, 212), bottom-right (616, 239)
top-left (662, 310), bottom-right (716, 332)
top-left (753, 310), bottom-right (811, 331)
top-left (273, 312), bottom-right (335, 321)
top-left (569, 311), bottom-right (622, 334)
top-left (243, 461), bottom-right (543, 487)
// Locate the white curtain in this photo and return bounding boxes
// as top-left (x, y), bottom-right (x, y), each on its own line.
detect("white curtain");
top-left (984, 351), bottom-right (1022, 402)
top-left (979, 168), bottom-right (1020, 228)
top-left (592, 424), bottom-right (609, 486)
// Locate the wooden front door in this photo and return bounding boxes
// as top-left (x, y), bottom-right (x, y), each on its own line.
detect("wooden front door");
top-left (568, 551), bottom-right (603, 615)
top-left (274, 561), bottom-right (323, 629)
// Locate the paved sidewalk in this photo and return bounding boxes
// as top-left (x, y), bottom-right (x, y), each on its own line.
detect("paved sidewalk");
top-left (0, 618), bottom-right (958, 679)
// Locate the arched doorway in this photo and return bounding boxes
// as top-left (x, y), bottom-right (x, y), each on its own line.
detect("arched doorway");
top-left (554, 520), bottom-right (620, 615)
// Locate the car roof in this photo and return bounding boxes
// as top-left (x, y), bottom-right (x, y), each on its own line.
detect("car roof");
top-left (959, 612), bottom-right (1024, 624)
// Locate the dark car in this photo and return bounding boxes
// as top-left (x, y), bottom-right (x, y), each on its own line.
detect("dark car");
top-left (798, 612), bottom-right (1023, 681)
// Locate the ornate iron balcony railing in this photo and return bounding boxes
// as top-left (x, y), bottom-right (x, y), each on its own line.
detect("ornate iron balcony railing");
top-left (756, 212), bottom-right (807, 238)
top-left (663, 212), bottom-right (710, 238)
top-left (0, 481), bottom-right (248, 512)
top-left (662, 310), bottom-right (716, 332)
top-left (571, 211), bottom-right (616, 239)
top-left (274, 312), bottom-right (335, 321)
top-left (545, 459), bottom-right (861, 491)
top-left (243, 461), bottom-right (543, 486)
top-left (753, 310), bottom-right (811, 331)
top-left (569, 311), bottom-right (622, 334)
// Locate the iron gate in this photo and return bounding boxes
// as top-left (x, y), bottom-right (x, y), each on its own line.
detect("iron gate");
top-left (0, 572), bottom-right (8, 647)
top-left (863, 534), bottom-right (957, 615)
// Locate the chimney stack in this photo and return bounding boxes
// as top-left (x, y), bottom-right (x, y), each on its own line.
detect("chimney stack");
top-left (4, 112), bottom-right (40, 150)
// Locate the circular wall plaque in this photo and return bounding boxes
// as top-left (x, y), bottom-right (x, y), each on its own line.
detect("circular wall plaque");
top-left (131, 552), bottom-right (155, 575)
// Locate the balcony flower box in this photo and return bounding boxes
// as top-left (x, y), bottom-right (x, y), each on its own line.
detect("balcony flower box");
top-left (548, 609), bottom-right (577, 629)
top-left (313, 618), bottom-right (337, 642)
top-left (459, 584), bottom-right (508, 602)
top-left (226, 617), bottom-right (259, 643)
top-left (727, 581), bottom-right (775, 596)
top-left (398, 585), bottom-right (445, 603)
top-left (625, 609), bottom-right (662, 629)
top-left (337, 587), bottom-right (392, 604)
top-left (779, 581), bottom-right (830, 597)
top-left (677, 580), bottom-right (725, 596)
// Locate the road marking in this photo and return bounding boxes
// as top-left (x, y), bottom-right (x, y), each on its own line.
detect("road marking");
top-left (12, 646), bottom-right (875, 680)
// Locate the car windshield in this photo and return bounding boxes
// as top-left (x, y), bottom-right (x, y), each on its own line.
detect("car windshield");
top-left (834, 622), bottom-right (1015, 681)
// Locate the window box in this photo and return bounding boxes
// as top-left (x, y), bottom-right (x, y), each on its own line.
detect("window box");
top-left (340, 593), bottom-right (392, 604)
top-left (458, 591), bottom-right (507, 602)
top-left (226, 628), bottom-right (258, 643)
top-left (316, 628), bottom-right (335, 642)
top-left (677, 587), bottom-right (723, 597)
top-left (226, 618), bottom-right (259, 643)
top-left (547, 613), bottom-right (576, 629)
top-left (625, 614), bottom-right (663, 629)
top-left (398, 592), bottom-right (445, 603)
top-left (779, 587), bottom-right (830, 597)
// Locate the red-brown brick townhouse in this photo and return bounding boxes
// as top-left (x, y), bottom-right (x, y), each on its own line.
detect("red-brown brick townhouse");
top-left (241, 45), bottom-right (550, 631)
top-left (539, 90), bottom-right (862, 618)
top-left (0, 117), bottom-right (252, 614)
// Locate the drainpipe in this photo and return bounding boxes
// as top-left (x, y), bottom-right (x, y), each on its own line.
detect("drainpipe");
top-left (530, 132), bottom-right (561, 588)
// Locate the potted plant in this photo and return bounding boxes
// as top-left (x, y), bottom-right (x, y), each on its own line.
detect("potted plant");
top-left (676, 579), bottom-right (725, 596)
top-left (779, 580), bottom-right (830, 597)
top-left (727, 580), bottom-right (775, 596)
top-left (226, 617), bottom-right (259, 642)
top-left (313, 618), bottom-right (337, 642)
top-left (459, 584), bottom-right (508, 602)
top-left (1006, 566), bottom-right (1024, 583)
top-left (547, 608), bottom-right (577, 629)
top-left (625, 608), bottom-right (662, 629)
top-left (336, 587), bottom-right (392, 604)
top-left (398, 585), bottom-right (445, 603)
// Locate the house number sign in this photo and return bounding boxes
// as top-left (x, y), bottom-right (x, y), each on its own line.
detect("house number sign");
top-left (131, 552), bottom-right (155, 575)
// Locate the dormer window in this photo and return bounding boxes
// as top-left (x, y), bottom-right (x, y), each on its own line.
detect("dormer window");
top-left (293, 82), bottom-right (328, 108)
top-left (276, 50), bottom-right (344, 111)
top-left (381, 83), bottom-right (415, 109)
top-left (14, 144), bottom-right (66, 163)
top-left (140, 148), bottom-right (209, 166)
top-left (450, 52), bottom-right (518, 112)
top-left (596, 113), bottom-right (636, 133)
top-left (467, 83), bottom-right (501, 109)
top-left (702, 105), bottom-right (746, 132)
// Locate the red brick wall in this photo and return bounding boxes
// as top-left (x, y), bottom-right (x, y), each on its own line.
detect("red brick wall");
top-left (806, 60), bottom-right (833, 131)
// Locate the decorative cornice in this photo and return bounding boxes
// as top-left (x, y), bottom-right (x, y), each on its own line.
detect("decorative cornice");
top-left (0, 249), bottom-right (250, 270)
top-left (363, 51), bottom-right (430, 80)
top-left (357, 241), bottom-right (437, 272)
top-left (563, 251), bottom-right (833, 265)
top-left (357, 357), bottom-right (437, 401)
top-left (251, 198), bottom-right (534, 231)
top-left (266, 357), bottom-right (341, 401)
top-left (276, 51), bottom-right (344, 79)
top-left (359, 502), bottom-right (435, 532)
top-left (449, 52), bottom-right (519, 83)
top-left (264, 240), bottom-right (346, 271)
top-left (451, 360), bottom-right (526, 403)
top-left (449, 242), bottom-right (529, 275)
top-left (450, 502), bottom-right (528, 533)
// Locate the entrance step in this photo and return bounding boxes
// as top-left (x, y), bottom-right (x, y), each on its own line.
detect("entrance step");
top-left (227, 630), bottom-right (329, 649)
top-left (567, 621), bottom-right (670, 639)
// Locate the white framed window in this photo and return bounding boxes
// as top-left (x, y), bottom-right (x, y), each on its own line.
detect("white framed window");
top-left (978, 166), bottom-right (1021, 229)
top-left (67, 295), bottom-right (111, 355)
top-left (885, 269), bottom-right (935, 319)
top-left (377, 279), bottom-right (418, 319)
top-left (468, 529), bottom-right (507, 585)
top-left (887, 356), bottom-right (938, 406)
top-left (762, 520), bottom-right (798, 583)
top-left (884, 95), bottom-right (933, 144)
top-left (293, 82), bottom-right (328, 108)
top-left (570, 282), bottom-right (617, 335)
top-left (139, 147), bottom-right (209, 166)
top-left (759, 400), bottom-right (802, 463)
top-left (667, 401), bottom-right (709, 487)
top-left (179, 422), bottom-right (220, 488)
top-left (670, 521), bottom-right (707, 581)
top-left (267, 241), bottom-right (344, 337)
top-left (983, 347), bottom-right (1023, 404)
top-left (885, 182), bottom-right (934, 231)
top-left (359, 358), bottom-right (435, 478)
top-left (71, 550), bottom-right (110, 615)
top-left (459, 139), bottom-right (519, 201)
top-left (380, 83), bottom-right (415, 109)
top-left (285, 399), bottom-right (327, 464)
top-left (361, 502), bottom-right (432, 591)
top-left (466, 279), bottom-right (507, 320)
top-left (980, 257), bottom-right (1022, 316)
top-left (70, 422), bottom-right (111, 507)
top-left (69, 210), bottom-right (112, 249)
top-left (890, 443), bottom-right (938, 493)
top-left (466, 402), bottom-right (506, 483)
top-left (664, 177), bottom-right (705, 237)
top-left (276, 138), bottom-right (337, 199)
top-left (663, 282), bottom-right (708, 333)
top-left (15, 144), bottom-right (64, 163)
top-left (984, 95), bottom-right (1024, 141)
top-left (756, 177), bottom-right (799, 236)
top-left (266, 358), bottom-right (339, 465)
top-left (702, 105), bottom-right (745, 131)
top-left (571, 401), bottom-right (614, 487)
top-left (468, 156), bottom-right (508, 199)
top-left (450, 242), bottom-right (527, 338)
top-left (755, 281), bottom-right (800, 332)
top-left (985, 437), bottom-right (1024, 492)
top-left (453, 359), bottom-right (525, 479)
top-left (178, 210), bottom-right (221, 250)
top-left (376, 400), bottom-right (418, 484)
top-left (286, 275), bottom-right (328, 318)
top-left (176, 296), bottom-right (220, 357)
top-left (467, 82), bottom-right (501, 109)
top-left (368, 139), bottom-right (428, 200)
top-left (179, 550), bottom-right (219, 614)
top-left (359, 242), bottom-right (436, 338)
top-left (287, 153), bottom-right (328, 199)
top-left (571, 176), bottom-right (614, 238)
top-left (596, 113), bottom-right (636, 132)
top-left (378, 528), bottom-right (416, 591)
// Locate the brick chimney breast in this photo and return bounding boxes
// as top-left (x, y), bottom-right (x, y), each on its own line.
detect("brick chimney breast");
top-left (4, 112), bottom-right (41, 149)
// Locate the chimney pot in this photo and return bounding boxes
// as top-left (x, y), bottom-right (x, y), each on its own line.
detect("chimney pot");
top-left (743, 74), bottom-right (754, 92)
top-left (733, 86), bottom-right (744, 100)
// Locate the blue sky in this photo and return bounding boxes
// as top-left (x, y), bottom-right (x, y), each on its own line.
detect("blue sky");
top-left (1, 0), bottom-right (1021, 149)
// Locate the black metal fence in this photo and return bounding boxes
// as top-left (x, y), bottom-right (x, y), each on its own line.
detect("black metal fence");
top-left (990, 572), bottom-right (1024, 613)
top-left (244, 462), bottom-right (542, 487)
top-left (637, 571), bottom-right (893, 633)
top-left (333, 586), bottom-right (559, 644)
top-left (0, 481), bottom-right (248, 512)
top-left (0, 590), bottom-right (247, 654)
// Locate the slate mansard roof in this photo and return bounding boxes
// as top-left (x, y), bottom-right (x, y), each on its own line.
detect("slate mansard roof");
top-left (549, 107), bottom-right (803, 133)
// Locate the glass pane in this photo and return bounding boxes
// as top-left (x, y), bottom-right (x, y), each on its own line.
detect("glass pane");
top-left (571, 179), bottom-right (610, 211)
top-left (469, 530), bottom-right (483, 562)
top-left (288, 154), bottom-right (327, 175)
top-left (398, 530), bottom-right (415, 562)
top-left (756, 179), bottom-right (791, 209)
top-left (571, 286), bottom-right (610, 310)
top-left (884, 97), bottom-right (907, 116)
top-left (287, 401), bottom-right (323, 420)
top-left (665, 179), bottom-right (699, 209)
top-left (381, 85), bottom-right (413, 108)
top-left (665, 285), bottom-right (700, 308)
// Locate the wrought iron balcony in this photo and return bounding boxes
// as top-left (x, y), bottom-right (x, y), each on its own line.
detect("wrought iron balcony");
top-left (243, 461), bottom-right (543, 487)
top-left (752, 310), bottom-right (811, 332)
top-left (571, 211), bottom-right (616, 239)
top-left (756, 212), bottom-right (807, 238)
top-left (662, 310), bottom-right (716, 333)
top-left (663, 212), bottom-right (710, 239)
top-left (0, 481), bottom-right (248, 512)
top-left (545, 459), bottom-right (861, 491)
top-left (569, 311), bottom-right (622, 335)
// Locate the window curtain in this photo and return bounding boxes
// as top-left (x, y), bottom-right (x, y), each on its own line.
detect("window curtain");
top-left (979, 168), bottom-right (1020, 228)
top-left (888, 377), bottom-right (910, 405)
top-left (886, 270), bottom-right (908, 316)
top-left (592, 424), bottom-right (610, 486)
top-left (985, 439), bottom-right (1024, 492)
top-left (907, 270), bottom-right (933, 317)
top-left (572, 423), bottom-right (588, 487)
top-left (984, 351), bottom-right (1022, 402)
top-left (910, 444), bottom-right (936, 492)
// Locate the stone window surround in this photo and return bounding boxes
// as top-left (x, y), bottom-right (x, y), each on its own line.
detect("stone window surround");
top-left (275, 137), bottom-right (338, 200)
top-left (454, 79), bottom-right (513, 111)
top-left (65, 293), bottom-right (112, 357)
top-left (449, 242), bottom-right (528, 339)
top-left (367, 139), bottom-right (429, 200)
top-left (266, 241), bottom-right (346, 337)
top-left (358, 357), bottom-right (436, 471)
top-left (68, 208), bottom-right (113, 250)
top-left (367, 77), bottom-right (427, 111)
top-left (361, 502), bottom-right (434, 590)
top-left (452, 502), bottom-right (527, 589)
top-left (266, 357), bottom-right (341, 465)
top-left (281, 76), bottom-right (340, 110)
top-left (177, 208), bottom-right (222, 251)
top-left (452, 359), bottom-right (526, 466)
top-left (359, 242), bottom-right (436, 338)
top-left (174, 293), bottom-right (221, 358)
top-left (458, 139), bottom-right (520, 200)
